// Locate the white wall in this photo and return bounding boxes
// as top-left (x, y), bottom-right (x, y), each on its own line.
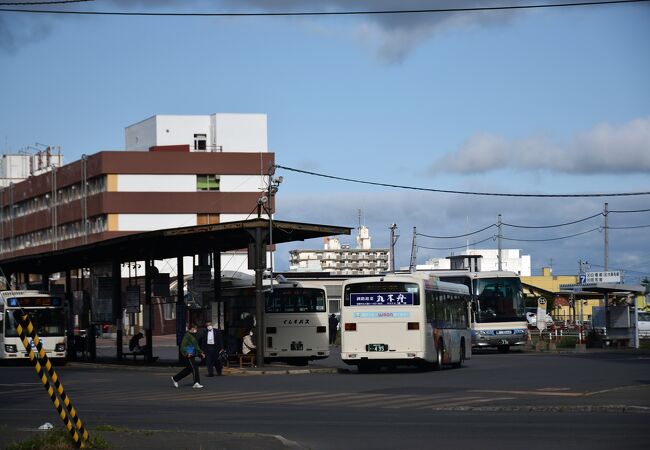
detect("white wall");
top-left (124, 113), bottom-right (268, 153)
top-left (219, 175), bottom-right (266, 192)
top-left (117, 214), bottom-right (197, 231)
top-left (155, 115), bottom-right (212, 148)
top-left (220, 213), bottom-right (270, 223)
top-left (213, 113), bottom-right (268, 153)
top-left (116, 174), bottom-right (196, 192)
top-left (124, 116), bottom-right (158, 151)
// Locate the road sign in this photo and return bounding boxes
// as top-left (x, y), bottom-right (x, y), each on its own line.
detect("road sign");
top-left (585, 271), bottom-right (621, 284)
top-left (579, 274), bottom-right (586, 285)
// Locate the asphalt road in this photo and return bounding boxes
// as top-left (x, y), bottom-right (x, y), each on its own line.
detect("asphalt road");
top-left (1, 349), bottom-right (648, 449)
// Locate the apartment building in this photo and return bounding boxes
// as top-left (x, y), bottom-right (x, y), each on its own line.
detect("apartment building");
top-left (0, 114), bottom-right (273, 274)
top-left (289, 226), bottom-right (390, 275)
top-left (419, 248), bottom-right (532, 276)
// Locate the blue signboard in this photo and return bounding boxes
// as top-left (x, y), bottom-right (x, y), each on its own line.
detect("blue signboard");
top-left (349, 292), bottom-right (414, 306)
top-left (353, 312), bottom-right (411, 319)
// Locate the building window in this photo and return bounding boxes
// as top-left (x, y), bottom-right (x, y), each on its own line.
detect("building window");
top-left (194, 134), bottom-right (207, 151)
top-left (197, 175), bottom-right (220, 191)
top-left (197, 214), bottom-right (220, 225)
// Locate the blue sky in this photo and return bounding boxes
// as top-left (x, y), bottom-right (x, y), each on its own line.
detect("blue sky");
top-left (1, 1), bottom-right (649, 280)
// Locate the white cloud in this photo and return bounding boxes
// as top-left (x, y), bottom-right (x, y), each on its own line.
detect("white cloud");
top-left (431, 116), bottom-right (650, 174)
top-left (273, 190), bottom-right (650, 281)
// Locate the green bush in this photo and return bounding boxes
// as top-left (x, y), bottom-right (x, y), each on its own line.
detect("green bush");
top-left (6, 428), bottom-right (108, 450)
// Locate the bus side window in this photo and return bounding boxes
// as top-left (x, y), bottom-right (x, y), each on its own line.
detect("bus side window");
top-left (425, 290), bottom-right (434, 323)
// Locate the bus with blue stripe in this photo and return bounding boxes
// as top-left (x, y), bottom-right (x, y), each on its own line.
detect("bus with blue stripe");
top-left (340, 274), bottom-right (471, 372)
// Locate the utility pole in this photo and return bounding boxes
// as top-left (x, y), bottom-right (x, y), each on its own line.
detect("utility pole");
top-left (603, 203), bottom-right (609, 334)
top-left (389, 224), bottom-right (399, 273)
top-left (603, 203), bottom-right (609, 271)
top-left (409, 227), bottom-right (417, 273)
top-left (497, 214), bottom-right (503, 271)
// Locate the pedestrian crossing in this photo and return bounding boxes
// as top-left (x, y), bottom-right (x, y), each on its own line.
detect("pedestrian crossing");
top-left (60, 386), bottom-right (517, 410)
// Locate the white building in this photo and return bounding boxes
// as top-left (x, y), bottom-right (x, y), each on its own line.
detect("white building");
top-left (0, 148), bottom-right (63, 188)
top-left (418, 248), bottom-right (532, 276)
top-left (289, 226), bottom-right (390, 275)
top-left (125, 113), bottom-right (268, 153)
top-left (122, 113), bottom-right (271, 278)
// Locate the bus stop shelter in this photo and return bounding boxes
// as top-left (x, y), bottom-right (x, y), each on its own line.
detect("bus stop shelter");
top-left (0, 218), bottom-right (352, 366)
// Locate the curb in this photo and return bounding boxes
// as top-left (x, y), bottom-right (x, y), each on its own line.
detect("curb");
top-left (427, 405), bottom-right (650, 414)
top-left (65, 361), bottom-right (344, 376)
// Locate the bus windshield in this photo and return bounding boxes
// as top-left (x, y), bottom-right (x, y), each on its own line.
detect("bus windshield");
top-left (4, 308), bottom-right (65, 337)
top-left (473, 278), bottom-right (525, 323)
top-left (265, 288), bottom-right (326, 313)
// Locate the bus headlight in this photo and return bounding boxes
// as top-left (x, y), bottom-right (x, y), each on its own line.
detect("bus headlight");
top-left (5, 344), bottom-right (18, 353)
top-left (55, 343), bottom-right (66, 352)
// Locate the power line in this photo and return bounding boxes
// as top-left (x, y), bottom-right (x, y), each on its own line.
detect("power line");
top-left (1, 0), bottom-right (647, 16)
top-left (0, 0), bottom-right (89, 5)
top-left (417, 224), bottom-right (496, 239)
top-left (416, 235), bottom-right (495, 251)
top-left (608, 207), bottom-right (650, 213)
top-left (275, 165), bottom-right (650, 198)
top-left (503, 213), bottom-right (603, 228)
top-left (502, 227), bottom-right (601, 242)
top-left (605, 224), bottom-right (650, 229)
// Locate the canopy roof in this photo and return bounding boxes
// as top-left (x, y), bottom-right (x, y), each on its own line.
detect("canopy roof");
top-left (0, 219), bottom-right (352, 274)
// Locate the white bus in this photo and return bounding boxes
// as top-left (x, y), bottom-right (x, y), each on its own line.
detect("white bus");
top-left (264, 283), bottom-right (330, 365)
top-left (0, 291), bottom-right (67, 361)
top-left (341, 274), bottom-right (471, 372)
top-left (432, 270), bottom-right (528, 352)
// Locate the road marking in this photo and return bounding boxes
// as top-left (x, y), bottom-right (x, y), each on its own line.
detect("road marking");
top-left (254, 392), bottom-right (328, 404)
top-left (428, 397), bottom-right (516, 408)
top-left (383, 395), bottom-right (460, 409)
top-left (424, 396), bottom-right (485, 407)
top-left (469, 389), bottom-right (584, 397)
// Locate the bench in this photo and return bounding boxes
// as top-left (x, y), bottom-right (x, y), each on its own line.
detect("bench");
top-left (122, 351), bottom-right (146, 360)
top-left (227, 353), bottom-right (255, 368)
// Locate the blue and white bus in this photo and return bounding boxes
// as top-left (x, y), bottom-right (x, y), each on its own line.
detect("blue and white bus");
top-left (0, 291), bottom-right (67, 360)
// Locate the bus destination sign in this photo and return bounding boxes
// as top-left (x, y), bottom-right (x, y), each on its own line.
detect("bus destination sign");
top-left (350, 292), bottom-right (413, 306)
top-left (7, 297), bottom-right (61, 307)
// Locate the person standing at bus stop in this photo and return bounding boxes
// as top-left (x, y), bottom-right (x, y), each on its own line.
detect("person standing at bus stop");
top-left (171, 324), bottom-right (204, 389)
top-left (198, 321), bottom-right (224, 377)
top-left (329, 314), bottom-right (339, 345)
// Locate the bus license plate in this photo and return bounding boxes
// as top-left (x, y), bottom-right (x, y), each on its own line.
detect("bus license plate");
top-left (495, 330), bottom-right (512, 335)
top-left (367, 344), bottom-right (387, 352)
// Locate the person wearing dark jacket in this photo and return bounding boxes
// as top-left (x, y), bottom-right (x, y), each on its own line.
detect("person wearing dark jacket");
top-left (198, 321), bottom-right (224, 377)
top-left (171, 324), bottom-right (204, 389)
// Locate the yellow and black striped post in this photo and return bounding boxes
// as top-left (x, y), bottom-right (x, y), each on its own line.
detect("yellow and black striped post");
top-left (13, 311), bottom-right (88, 448)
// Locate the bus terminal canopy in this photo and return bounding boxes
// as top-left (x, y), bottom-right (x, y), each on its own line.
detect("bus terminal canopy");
top-left (0, 219), bottom-right (352, 275)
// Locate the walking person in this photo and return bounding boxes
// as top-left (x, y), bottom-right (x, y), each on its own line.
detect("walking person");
top-left (198, 320), bottom-right (224, 377)
top-left (172, 324), bottom-right (205, 389)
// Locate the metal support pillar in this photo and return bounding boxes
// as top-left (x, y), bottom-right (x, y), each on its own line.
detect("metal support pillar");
top-left (145, 258), bottom-right (153, 363)
top-left (112, 260), bottom-right (123, 361)
top-left (249, 225), bottom-right (269, 368)
top-left (213, 249), bottom-right (222, 329)
top-left (176, 256), bottom-right (185, 364)
top-left (65, 270), bottom-right (75, 360)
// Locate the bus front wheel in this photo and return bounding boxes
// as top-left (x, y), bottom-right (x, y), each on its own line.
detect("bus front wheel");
top-left (452, 340), bottom-right (465, 368)
top-left (433, 340), bottom-right (444, 371)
